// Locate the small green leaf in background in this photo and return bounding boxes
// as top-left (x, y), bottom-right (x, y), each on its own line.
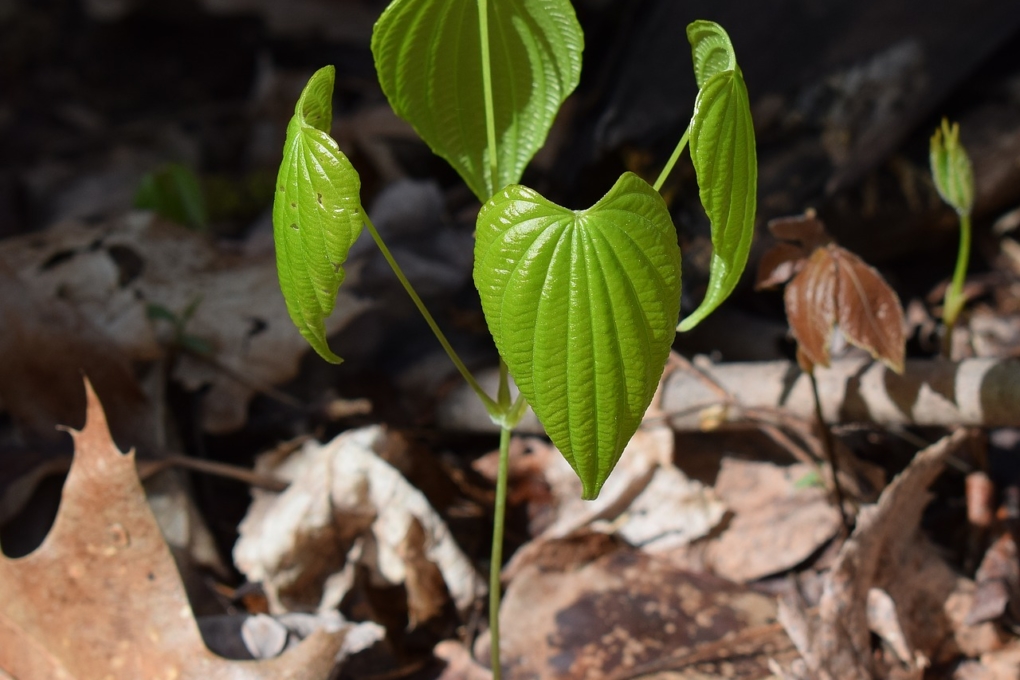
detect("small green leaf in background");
top-left (474, 172), bottom-right (681, 499)
top-left (678, 21), bottom-right (757, 332)
top-left (273, 65), bottom-right (364, 364)
top-left (930, 118), bottom-right (974, 215)
top-left (135, 163), bottom-right (208, 230)
top-left (371, 0), bottom-right (583, 201)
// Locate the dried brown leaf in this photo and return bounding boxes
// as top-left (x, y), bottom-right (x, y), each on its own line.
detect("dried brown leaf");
top-left (399, 517), bottom-right (452, 628)
top-left (831, 246), bottom-right (906, 373)
top-left (757, 212), bottom-right (833, 291)
top-left (0, 381), bottom-right (346, 679)
top-left (0, 216), bottom-right (370, 433)
top-left (967, 532), bottom-right (1020, 625)
top-left (0, 264), bottom-right (151, 445)
top-left (494, 539), bottom-right (786, 680)
top-left (784, 245), bottom-right (905, 374)
top-left (756, 241), bottom-right (810, 290)
top-left (767, 212), bottom-right (832, 250)
top-left (785, 247), bottom-right (839, 371)
top-left (704, 459), bottom-right (842, 582)
top-left (782, 430), bottom-right (984, 680)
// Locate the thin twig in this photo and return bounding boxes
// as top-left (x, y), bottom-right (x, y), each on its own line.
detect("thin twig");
top-left (808, 370), bottom-right (851, 532)
top-left (138, 455), bottom-right (289, 491)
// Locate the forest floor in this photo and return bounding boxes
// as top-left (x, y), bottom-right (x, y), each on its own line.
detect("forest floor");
top-left (1, 1), bottom-right (1020, 679)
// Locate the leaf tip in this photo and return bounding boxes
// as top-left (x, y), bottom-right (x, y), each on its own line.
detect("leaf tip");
top-left (676, 314), bottom-right (698, 333)
top-left (80, 375), bottom-right (106, 434)
top-left (297, 65), bottom-right (337, 133)
top-left (305, 334), bottom-right (344, 365)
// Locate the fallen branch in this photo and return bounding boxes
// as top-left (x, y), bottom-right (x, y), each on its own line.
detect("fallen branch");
top-left (438, 357), bottom-right (1020, 432)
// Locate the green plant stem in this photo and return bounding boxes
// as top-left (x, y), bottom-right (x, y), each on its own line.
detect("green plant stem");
top-left (808, 369), bottom-right (850, 533)
top-left (489, 424), bottom-right (511, 680)
top-left (653, 127), bottom-right (691, 193)
top-left (362, 212), bottom-right (498, 413)
top-left (942, 211), bottom-right (972, 358)
top-left (477, 0), bottom-right (499, 194)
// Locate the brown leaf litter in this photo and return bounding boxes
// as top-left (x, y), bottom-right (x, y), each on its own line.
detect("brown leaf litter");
top-left (0, 213), bottom-right (370, 435)
top-left (777, 429), bottom-right (1005, 680)
top-left (0, 381), bottom-right (347, 679)
top-left (490, 530), bottom-right (797, 680)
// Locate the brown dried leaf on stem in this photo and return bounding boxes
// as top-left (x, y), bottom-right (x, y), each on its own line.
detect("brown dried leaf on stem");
top-left (758, 212), bottom-right (906, 374)
top-left (786, 245), bottom-right (906, 373)
top-left (0, 380), bottom-right (346, 679)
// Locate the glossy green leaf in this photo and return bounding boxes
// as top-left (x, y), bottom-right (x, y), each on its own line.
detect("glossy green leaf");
top-left (930, 118), bottom-right (974, 215)
top-left (273, 66), bottom-right (364, 363)
top-left (686, 20), bottom-right (736, 88)
top-left (372, 0), bottom-right (583, 201)
top-left (678, 62), bottom-right (757, 332)
top-left (474, 172), bottom-right (681, 499)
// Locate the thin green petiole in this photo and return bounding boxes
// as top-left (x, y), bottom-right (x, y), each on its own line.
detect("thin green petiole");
top-left (489, 425), bottom-right (511, 680)
top-left (362, 211), bottom-right (498, 413)
top-left (653, 127), bottom-right (690, 193)
top-left (942, 211), bottom-right (972, 357)
top-left (477, 0), bottom-right (500, 195)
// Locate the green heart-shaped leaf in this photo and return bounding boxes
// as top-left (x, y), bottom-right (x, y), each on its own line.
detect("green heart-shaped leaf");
top-left (678, 61), bottom-right (757, 332)
top-left (474, 172), bottom-right (681, 499)
top-left (372, 0), bottom-right (583, 201)
top-left (273, 66), bottom-right (364, 363)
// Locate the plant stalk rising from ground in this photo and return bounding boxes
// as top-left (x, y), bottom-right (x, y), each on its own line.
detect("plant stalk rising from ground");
top-left (271, 2), bottom-right (757, 676)
top-left (930, 118), bottom-right (975, 357)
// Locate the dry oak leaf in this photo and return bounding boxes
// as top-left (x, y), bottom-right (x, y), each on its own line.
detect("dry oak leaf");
top-left (0, 381), bottom-right (345, 680)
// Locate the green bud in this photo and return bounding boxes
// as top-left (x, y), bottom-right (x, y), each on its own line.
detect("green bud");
top-left (930, 118), bottom-right (974, 215)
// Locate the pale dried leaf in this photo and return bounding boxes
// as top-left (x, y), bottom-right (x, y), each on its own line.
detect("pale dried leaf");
top-left (0, 381), bottom-right (345, 679)
top-left (954, 639), bottom-right (1020, 680)
top-left (500, 426), bottom-right (724, 578)
top-left (537, 426), bottom-right (675, 539)
top-left (866, 588), bottom-right (913, 666)
top-left (705, 459), bottom-right (842, 582)
top-left (233, 426), bottom-right (483, 616)
top-left (967, 532), bottom-right (1020, 625)
top-left (615, 465), bottom-right (726, 552)
top-left (433, 641), bottom-right (493, 680)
